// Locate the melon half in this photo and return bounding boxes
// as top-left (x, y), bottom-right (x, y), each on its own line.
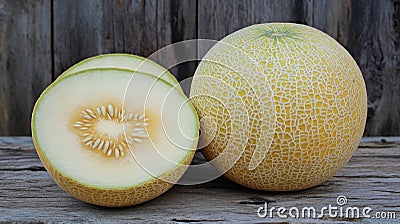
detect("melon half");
top-left (32, 68), bottom-right (198, 206)
top-left (190, 23), bottom-right (367, 191)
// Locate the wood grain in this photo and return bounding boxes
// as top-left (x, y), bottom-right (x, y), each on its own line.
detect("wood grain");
top-left (344, 0), bottom-right (400, 136)
top-left (197, 0), bottom-right (304, 40)
top-left (53, 0), bottom-right (157, 79)
top-left (0, 137), bottom-right (399, 223)
top-left (301, 0), bottom-right (351, 44)
top-left (0, 0), bottom-right (399, 136)
top-left (0, 0), bottom-right (52, 135)
top-left (53, 0), bottom-right (196, 81)
top-left (152, 0), bottom-right (197, 82)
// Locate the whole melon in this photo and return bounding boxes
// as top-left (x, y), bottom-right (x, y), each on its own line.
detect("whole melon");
top-left (190, 23), bottom-right (367, 191)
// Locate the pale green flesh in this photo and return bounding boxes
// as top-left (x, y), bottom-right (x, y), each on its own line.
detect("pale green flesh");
top-left (58, 54), bottom-right (179, 86)
top-left (33, 69), bottom-right (198, 189)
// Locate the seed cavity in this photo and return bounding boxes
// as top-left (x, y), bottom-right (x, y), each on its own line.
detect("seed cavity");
top-left (73, 103), bottom-right (149, 158)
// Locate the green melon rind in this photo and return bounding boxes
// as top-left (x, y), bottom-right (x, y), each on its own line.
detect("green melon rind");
top-left (32, 68), bottom-right (199, 206)
top-left (57, 53), bottom-right (180, 87)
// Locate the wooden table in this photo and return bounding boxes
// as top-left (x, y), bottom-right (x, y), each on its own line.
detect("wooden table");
top-left (0, 137), bottom-right (399, 223)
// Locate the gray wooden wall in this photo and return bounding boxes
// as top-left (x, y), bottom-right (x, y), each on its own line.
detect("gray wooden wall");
top-left (0, 0), bottom-right (399, 136)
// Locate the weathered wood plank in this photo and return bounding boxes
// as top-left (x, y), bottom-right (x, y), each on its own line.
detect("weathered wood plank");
top-left (0, 137), bottom-right (398, 223)
top-left (53, 0), bottom-right (197, 82)
top-left (156, 0), bottom-right (197, 51)
top-left (197, 0), bottom-right (303, 40)
top-left (53, 0), bottom-right (158, 79)
top-left (301, 0), bottom-right (351, 45)
top-left (0, 0), bottom-right (52, 136)
top-left (152, 0), bottom-right (197, 81)
top-left (344, 0), bottom-right (400, 136)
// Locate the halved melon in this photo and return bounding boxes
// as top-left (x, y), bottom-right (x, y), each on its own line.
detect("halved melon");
top-left (32, 68), bottom-right (198, 207)
top-left (57, 53), bottom-right (179, 86)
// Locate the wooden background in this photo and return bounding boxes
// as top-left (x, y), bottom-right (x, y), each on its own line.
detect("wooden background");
top-left (0, 0), bottom-right (399, 136)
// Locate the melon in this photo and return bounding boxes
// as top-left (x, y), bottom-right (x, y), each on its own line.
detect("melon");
top-left (32, 68), bottom-right (198, 206)
top-left (190, 23), bottom-right (367, 191)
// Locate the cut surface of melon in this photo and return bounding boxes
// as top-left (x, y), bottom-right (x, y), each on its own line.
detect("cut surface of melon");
top-left (58, 54), bottom-right (179, 86)
top-left (32, 69), bottom-right (198, 206)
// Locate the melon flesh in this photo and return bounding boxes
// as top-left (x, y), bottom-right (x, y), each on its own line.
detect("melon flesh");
top-left (32, 69), bottom-right (198, 206)
top-left (58, 54), bottom-right (179, 86)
